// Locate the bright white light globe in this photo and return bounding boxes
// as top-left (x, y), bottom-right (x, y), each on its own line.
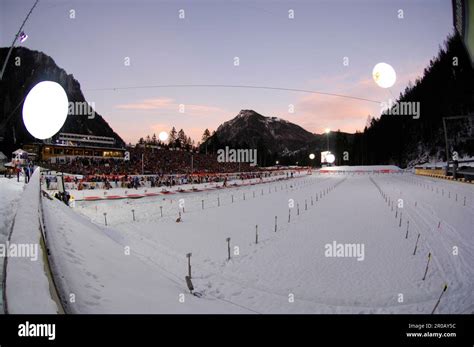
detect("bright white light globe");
top-left (372, 63), bottom-right (397, 88)
top-left (309, 153), bottom-right (315, 160)
top-left (159, 131), bottom-right (169, 142)
top-left (326, 153), bottom-right (335, 164)
top-left (22, 81), bottom-right (68, 139)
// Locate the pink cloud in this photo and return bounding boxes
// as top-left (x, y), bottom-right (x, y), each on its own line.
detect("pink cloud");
top-left (115, 97), bottom-right (225, 116)
top-left (116, 97), bottom-right (175, 110)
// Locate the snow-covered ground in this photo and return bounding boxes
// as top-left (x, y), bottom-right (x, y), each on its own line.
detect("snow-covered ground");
top-left (0, 176), bottom-right (25, 313)
top-left (29, 171), bottom-right (473, 313)
top-left (0, 177), bottom-right (24, 242)
top-left (4, 169), bottom-right (58, 314)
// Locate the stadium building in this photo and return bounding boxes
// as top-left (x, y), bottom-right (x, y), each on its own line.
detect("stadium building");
top-left (23, 132), bottom-right (125, 163)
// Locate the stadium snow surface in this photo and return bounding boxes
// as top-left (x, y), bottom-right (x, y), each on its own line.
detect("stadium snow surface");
top-left (6, 170), bottom-right (474, 313)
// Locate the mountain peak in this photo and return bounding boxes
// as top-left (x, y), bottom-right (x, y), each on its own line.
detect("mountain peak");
top-left (237, 109), bottom-right (252, 116)
top-left (204, 109), bottom-right (325, 165)
top-left (236, 109), bottom-right (264, 119)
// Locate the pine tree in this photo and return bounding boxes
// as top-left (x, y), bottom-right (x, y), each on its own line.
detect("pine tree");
top-left (178, 129), bottom-right (186, 148)
top-left (169, 127), bottom-right (177, 147)
top-left (202, 129), bottom-right (211, 143)
top-left (184, 135), bottom-right (192, 149)
top-left (178, 129), bottom-right (186, 145)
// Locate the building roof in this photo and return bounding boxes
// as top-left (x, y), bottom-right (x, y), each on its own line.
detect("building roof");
top-left (12, 149), bottom-right (27, 155)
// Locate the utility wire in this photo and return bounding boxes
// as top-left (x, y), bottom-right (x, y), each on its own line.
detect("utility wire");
top-left (86, 84), bottom-right (382, 104)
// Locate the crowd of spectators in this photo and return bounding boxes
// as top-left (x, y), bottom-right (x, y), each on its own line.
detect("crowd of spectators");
top-left (38, 146), bottom-right (301, 190)
top-left (42, 171), bottom-right (280, 191)
top-left (42, 147), bottom-right (255, 176)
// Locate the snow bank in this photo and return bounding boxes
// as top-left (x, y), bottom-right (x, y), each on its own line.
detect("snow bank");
top-left (0, 177), bottom-right (25, 313)
top-left (5, 168), bottom-right (58, 313)
top-left (0, 178), bottom-right (24, 241)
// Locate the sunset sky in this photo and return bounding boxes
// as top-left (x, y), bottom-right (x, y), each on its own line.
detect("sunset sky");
top-left (1, 0), bottom-right (453, 144)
